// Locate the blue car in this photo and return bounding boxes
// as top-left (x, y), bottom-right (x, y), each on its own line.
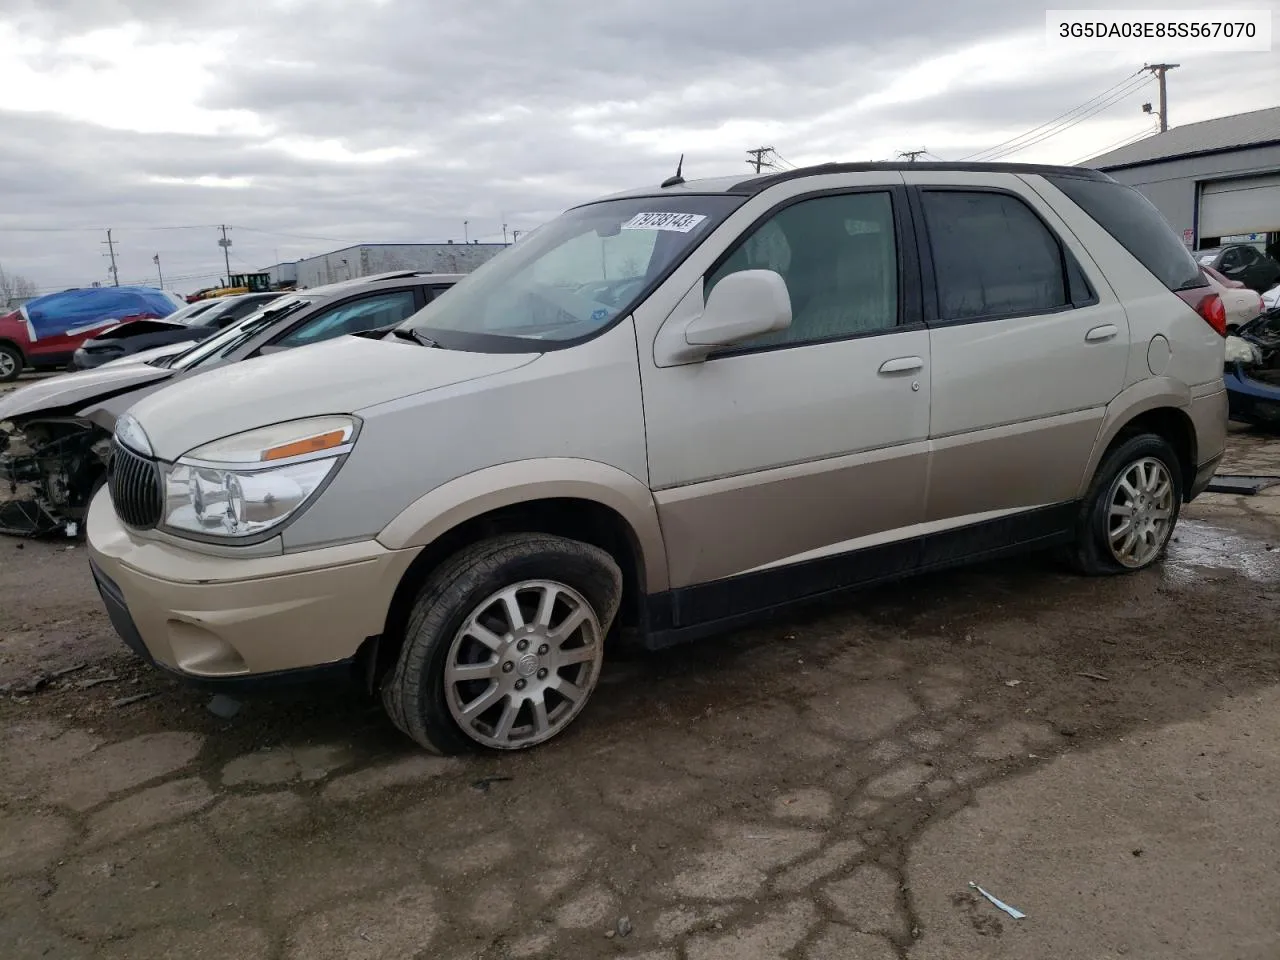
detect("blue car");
top-left (1225, 306), bottom-right (1280, 427)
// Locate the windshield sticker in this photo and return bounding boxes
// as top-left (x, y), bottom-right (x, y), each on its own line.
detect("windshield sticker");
top-left (590, 308), bottom-right (610, 321)
top-left (621, 212), bottom-right (708, 233)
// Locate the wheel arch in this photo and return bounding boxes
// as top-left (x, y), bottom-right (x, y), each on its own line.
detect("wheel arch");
top-left (0, 338), bottom-right (26, 362)
top-left (372, 459), bottom-right (668, 684)
top-left (1083, 380), bottom-right (1198, 500)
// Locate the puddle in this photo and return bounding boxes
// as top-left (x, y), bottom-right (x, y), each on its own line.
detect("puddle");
top-left (1164, 520), bottom-right (1280, 584)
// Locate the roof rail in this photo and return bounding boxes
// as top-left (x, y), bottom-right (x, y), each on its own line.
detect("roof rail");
top-left (729, 160), bottom-right (1113, 194)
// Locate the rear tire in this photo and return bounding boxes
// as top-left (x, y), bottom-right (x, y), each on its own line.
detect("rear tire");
top-left (0, 344), bottom-right (21, 383)
top-left (382, 533), bottom-right (623, 755)
top-left (1068, 433), bottom-right (1183, 576)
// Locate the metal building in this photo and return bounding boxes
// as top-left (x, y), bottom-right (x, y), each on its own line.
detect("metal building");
top-left (260, 261), bottom-right (299, 288)
top-left (1087, 106), bottom-right (1280, 256)
top-left (293, 243), bottom-right (506, 288)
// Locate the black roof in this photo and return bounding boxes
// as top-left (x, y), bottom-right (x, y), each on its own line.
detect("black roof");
top-left (730, 161), bottom-right (1113, 194)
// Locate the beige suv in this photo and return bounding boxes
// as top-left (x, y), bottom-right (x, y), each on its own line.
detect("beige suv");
top-left (87, 162), bottom-right (1228, 754)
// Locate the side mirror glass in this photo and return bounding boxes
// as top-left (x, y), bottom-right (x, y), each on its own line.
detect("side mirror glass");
top-left (684, 269), bottom-right (792, 348)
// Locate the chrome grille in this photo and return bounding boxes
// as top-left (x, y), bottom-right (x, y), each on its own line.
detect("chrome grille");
top-left (107, 438), bottom-right (163, 529)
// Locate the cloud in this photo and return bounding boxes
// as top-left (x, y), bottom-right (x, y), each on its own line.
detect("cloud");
top-left (0, 0), bottom-right (1276, 294)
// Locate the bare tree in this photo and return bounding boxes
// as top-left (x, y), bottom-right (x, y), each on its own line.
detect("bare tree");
top-left (0, 266), bottom-right (37, 308)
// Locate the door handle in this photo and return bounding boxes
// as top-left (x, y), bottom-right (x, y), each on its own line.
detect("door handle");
top-left (878, 356), bottom-right (923, 374)
top-left (1085, 324), bottom-right (1118, 343)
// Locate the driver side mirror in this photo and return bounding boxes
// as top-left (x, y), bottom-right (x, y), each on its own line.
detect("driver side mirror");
top-left (683, 270), bottom-right (792, 348)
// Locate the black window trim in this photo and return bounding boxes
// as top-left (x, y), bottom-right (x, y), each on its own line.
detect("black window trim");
top-left (908, 184), bottom-right (1100, 329)
top-left (259, 284), bottom-right (428, 353)
top-left (700, 184), bottom-right (923, 362)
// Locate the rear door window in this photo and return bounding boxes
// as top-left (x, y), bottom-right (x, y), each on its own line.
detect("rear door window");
top-left (920, 190), bottom-right (1069, 321)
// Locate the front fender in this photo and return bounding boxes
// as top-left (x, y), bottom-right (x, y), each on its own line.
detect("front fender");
top-left (375, 457), bottom-right (670, 593)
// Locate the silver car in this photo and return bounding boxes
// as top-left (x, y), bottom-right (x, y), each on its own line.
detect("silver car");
top-left (87, 162), bottom-right (1227, 754)
top-left (0, 272), bottom-right (460, 536)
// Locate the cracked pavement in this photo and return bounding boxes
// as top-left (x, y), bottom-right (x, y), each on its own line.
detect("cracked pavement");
top-left (3, 425), bottom-right (1280, 959)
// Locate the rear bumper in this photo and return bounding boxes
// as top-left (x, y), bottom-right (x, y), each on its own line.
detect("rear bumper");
top-left (1187, 385), bottom-right (1228, 500)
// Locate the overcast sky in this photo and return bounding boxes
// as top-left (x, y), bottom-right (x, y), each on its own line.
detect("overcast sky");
top-left (0, 0), bottom-right (1276, 295)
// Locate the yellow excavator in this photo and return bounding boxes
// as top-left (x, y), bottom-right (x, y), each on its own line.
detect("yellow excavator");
top-left (186, 273), bottom-right (277, 303)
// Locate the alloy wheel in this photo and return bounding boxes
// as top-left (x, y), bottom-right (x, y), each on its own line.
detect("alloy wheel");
top-left (443, 579), bottom-right (604, 749)
top-left (1106, 456), bottom-right (1175, 568)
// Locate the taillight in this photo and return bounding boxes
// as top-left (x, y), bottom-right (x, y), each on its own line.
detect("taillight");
top-left (1176, 289), bottom-right (1227, 336)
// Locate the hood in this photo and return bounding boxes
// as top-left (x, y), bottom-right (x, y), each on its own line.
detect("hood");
top-left (0, 362), bottom-right (172, 422)
top-left (126, 334), bottom-right (540, 460)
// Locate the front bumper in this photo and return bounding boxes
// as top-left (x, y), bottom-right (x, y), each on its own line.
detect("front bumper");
top-left (1225, 368), bottom-right (1280, 428)
top-left (85, 489), bottom-right (420, 682)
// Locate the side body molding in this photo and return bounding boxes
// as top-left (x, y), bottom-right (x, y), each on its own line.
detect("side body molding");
top-left (375, 458), bottom-right (671, 593)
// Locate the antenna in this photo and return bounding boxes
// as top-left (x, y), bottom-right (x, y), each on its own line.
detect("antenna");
top-left (661, 154), bottom-right (685, 188)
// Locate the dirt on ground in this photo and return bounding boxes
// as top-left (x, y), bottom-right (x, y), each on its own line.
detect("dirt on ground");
top-left (2, 425), bottom-right (1280, 959)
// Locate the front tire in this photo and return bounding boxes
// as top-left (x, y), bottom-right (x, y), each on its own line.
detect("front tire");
top-left (382, 533), bottom-right (623, 754)
top-left (1069, 433), bottom-right (1183, 575)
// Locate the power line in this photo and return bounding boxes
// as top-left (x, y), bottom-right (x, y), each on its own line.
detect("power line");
top-left (770, 151), bottom-right (799, 171)
top-left (961, 69), bottom-right (1147, 161)
top-left (1067, 121), bottom-right (1159, 166)
top-left (977, 75), bottom-right (1154, 162)
top-left (232, 225), bottom-right (349, 243)
top-left (975, 75), bottom-right (1152, 161)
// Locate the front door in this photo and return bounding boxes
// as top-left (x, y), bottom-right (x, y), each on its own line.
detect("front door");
top-left (903, 173), bottom-right (1130, 532)
top-left (641, 186), bottom-right (931, 622)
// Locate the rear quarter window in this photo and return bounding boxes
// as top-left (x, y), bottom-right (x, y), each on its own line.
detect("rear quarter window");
top-left (1047, 175), bottom-right (1206, 292)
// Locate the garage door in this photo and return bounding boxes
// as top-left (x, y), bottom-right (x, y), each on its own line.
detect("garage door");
top-left (1199, 173), bottom-right (1280, 237)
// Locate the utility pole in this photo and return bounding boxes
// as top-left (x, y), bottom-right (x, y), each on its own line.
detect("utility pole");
top-left (152, 253), bottom-right (164, 289)
top-left (746, 146), bottom-right (775, 174)
top-left (502, 223), bottom-right (509, 245)
top-left (463, 220), bottom-right (469, 244)
top-left (1143, 63), bottom-right (1179, 132)
top-left (217, 225), bottom-right (232, 285)
top-left (102, 229), bottom-right (119, 286)
top-left (897, 149), bottom-right (928, 162)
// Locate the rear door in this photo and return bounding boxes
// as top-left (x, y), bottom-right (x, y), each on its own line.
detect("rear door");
top-left (903, 172), bottom-right (1129, 530)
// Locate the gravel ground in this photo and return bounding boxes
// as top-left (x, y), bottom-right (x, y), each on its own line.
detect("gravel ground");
top-left (2, 425), bottom-right (1280, 959)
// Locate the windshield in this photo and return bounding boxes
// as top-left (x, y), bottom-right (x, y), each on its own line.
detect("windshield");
top-left (167, 296), bottom-right (315, 370)
top-left (400, 194), bottom-right (744, 349)
top-left (159, 300), bottom-right (218, 326)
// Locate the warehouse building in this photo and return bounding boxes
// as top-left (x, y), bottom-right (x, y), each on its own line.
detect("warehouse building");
top-left (294, 242), bottom-right (505, 288)
top-left (1087, 106), bottom-right (1280, 259)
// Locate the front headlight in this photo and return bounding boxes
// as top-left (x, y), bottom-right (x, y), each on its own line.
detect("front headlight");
top-left (161, 415), bottom-right (357, 539)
